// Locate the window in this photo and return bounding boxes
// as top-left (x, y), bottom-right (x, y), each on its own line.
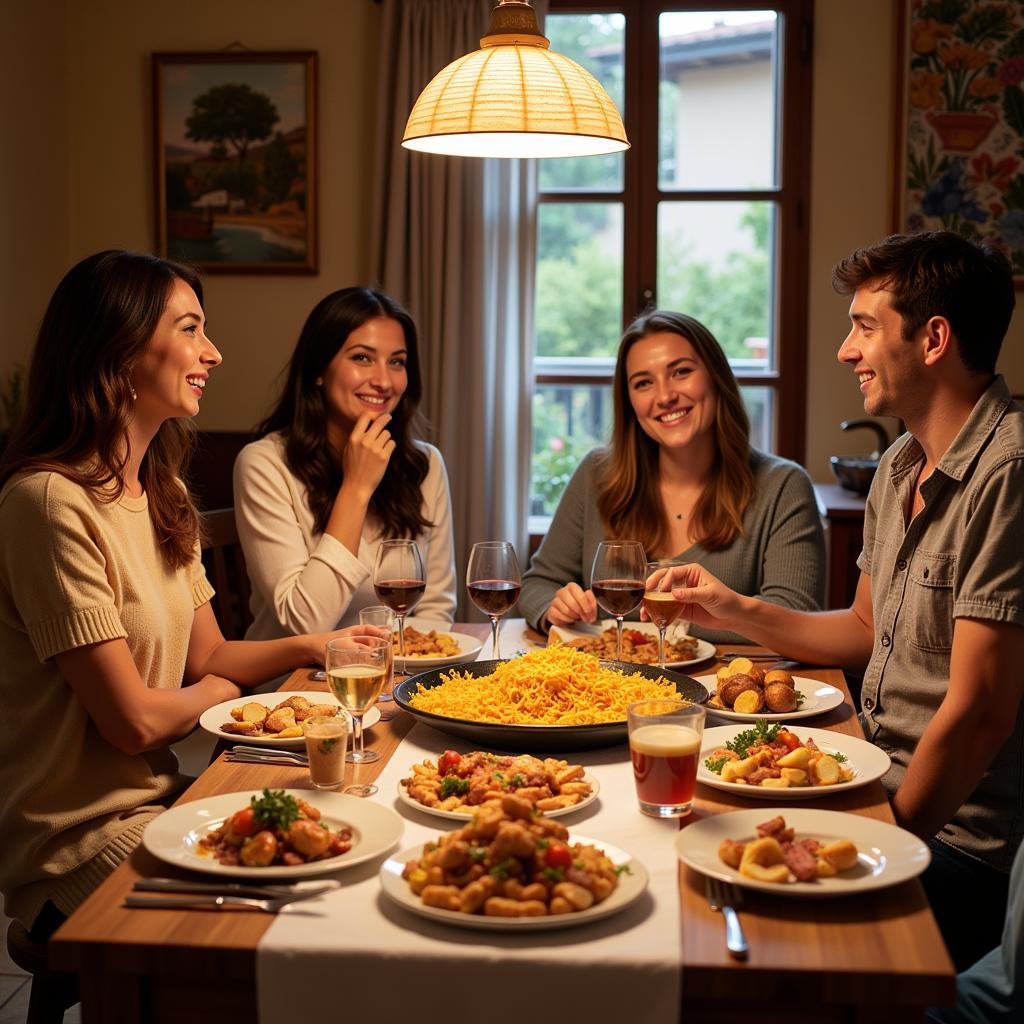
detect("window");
top-left (531, 1), bottom-right (813, 527)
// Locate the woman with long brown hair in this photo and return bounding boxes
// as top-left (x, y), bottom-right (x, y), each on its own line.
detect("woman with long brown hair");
top-left (0, 251), bottom-right (380, 938)
top-left (519, 310), bottom-right (824, 641)
top-left (234, 287), bottom-right (455, 642)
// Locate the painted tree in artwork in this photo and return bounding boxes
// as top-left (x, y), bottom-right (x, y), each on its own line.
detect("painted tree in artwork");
top-left (185, 83), bottom-right (279, 182)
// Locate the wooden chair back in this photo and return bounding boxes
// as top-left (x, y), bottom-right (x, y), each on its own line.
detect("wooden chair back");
top-left (200, 507), bottom-right (253, 641)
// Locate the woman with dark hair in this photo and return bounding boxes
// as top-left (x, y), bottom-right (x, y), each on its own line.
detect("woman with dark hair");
top-left (519, 310), bottom-right (824, 642)
top-left (0, 251), bottom-right (381, 936)
top-left (234, 287), bottom-right (456, 641)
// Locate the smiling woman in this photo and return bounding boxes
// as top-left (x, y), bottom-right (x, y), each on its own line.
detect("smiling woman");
top-left (519, 309), bottom-right (826, 644)
top-left (233, 287), bottom-right (457, 644)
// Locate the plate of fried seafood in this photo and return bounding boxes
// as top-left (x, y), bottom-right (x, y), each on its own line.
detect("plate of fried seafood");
top-left (398, 749), bottom-right (599, 820)
top-left (676, 809), bottom-right (930, 897)
top-left (699, 660), bottom-right (845, 723)
top-left (199, 692), bottom-right (380, 750)
top-left (395, 617), bottom-right (484, 669)
top-left (143, 788), bottom-right (404, 878)
top-left (697, 721), bottom-right (890, 798)
top-left (379, 794), bottom-right (647, 930)
top-left (548, 621), bottom-right (715, 669)
top-left (393, 645), bottom-right (708, 752)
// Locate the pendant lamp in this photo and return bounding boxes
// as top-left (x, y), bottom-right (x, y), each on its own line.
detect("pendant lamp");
top-left (402, 0), bottom-right (629, 159)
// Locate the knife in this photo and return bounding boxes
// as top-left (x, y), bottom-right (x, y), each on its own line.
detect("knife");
top-left (133, 878), bottom-right (337, 899)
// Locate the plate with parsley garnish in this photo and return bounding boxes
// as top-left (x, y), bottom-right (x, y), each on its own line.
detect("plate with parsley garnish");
top-left (697, 721), bottom-right (890, 799)
top-left (143, 789), bottom-right (403, 877)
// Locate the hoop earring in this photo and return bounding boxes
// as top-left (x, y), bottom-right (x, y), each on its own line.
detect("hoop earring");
top-left (315, 377), bottom-right (323, 386)
top-left (128, 381), bottom-right (137, 401)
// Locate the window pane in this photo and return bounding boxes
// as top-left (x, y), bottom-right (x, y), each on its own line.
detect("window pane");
top-left (531, 383), bottom-right (612, 517)
top-left (741, 385), bottom-right (775, 452)
top-left (536, 202), bottom-right (623, 358)
top-left (659, 11), bottom-right (778, 189)
top-left (657, 200), bottom-right (774, 369)
top-left (540, 13), bottom-right (625, 192)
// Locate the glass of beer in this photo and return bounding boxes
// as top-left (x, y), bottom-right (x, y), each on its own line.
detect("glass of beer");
top-left (644, 560), bottom-right (686, 668)
top-left (627, 700), bottom-right (705, 817)
top-left (304, 713), bottom-right (351, 789)
top-left (325, 635), bottom-right (390, 790)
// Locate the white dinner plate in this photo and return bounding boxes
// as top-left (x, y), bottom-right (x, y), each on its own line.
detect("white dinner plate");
top-left (549, 620), bottom-right (715, 670)
top-left (199, 691), bottom-right (381, 750)
top-left (699, 675), bottom-right (846, 723)
top-left (676, 807), bottom-right (930, 898)
top-left (379, 833), bottom-right (648, 930)
top-left (397, 617), bottom-right (484, 669)
top-left (698, 724), bottom-right (891, 799)
top-left (143, 789), bottom-right (404, 878)
top-left (395, 774), bottom-right (601, 821)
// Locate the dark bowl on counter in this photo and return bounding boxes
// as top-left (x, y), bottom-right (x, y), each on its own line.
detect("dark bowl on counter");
top-left (393, 659), bottom-right (709, 753)
top-left (830, 455), bottom-right (878, 496)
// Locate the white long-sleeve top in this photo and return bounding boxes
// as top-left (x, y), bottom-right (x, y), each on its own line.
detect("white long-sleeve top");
top-left (234, 432), bottom-right (457, 641)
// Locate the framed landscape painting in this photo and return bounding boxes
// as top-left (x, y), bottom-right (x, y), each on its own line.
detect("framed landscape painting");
top-left (895, 0), bottom-right (1024, 284)
top-left (153, 51), bottom-right (317, 274)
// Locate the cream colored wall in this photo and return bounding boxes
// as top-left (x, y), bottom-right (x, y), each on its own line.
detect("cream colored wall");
top-left (805, 0), bottom-right (1024, 480)
top-left (4, 0), bottom-right (1021, 461)
top-left (3, 0), bottom-right (383, 430)
top-left (0, 0), bottom-right (71, 377)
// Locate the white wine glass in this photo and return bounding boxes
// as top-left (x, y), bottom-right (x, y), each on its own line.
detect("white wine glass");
top-left (360, 604), bottom-right (397, 701)
top-left (325, 635), bottom-right (390, 796)
top-left (591, 541), bottom-right (646, 662)
top-left (644, 560), bottom-right (686, 669)
top-left (373, 540), bottom-right (425, 674)
top-left (466, 541), bottom-right (521, 660)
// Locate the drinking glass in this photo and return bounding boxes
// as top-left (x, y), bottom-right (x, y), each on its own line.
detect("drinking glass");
top-left (304, 713), bottom-right (351, 790)
top-left (373, 540), bottom-right (425, 674)
top-left (644, 560), bottom-right (686, 668)
top-left (360, 605), bottom-right (397, 701)
top-left (590, 541), bottom-right (646, 662)
top-left (325, 635), bottom-right (390, 795)
top-left (466, 541), bottom-right (521, 660)
top-left (627, 700), bottom-right (705, 817)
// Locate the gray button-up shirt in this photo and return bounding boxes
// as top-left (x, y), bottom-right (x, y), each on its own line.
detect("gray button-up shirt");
top-left (858, 376), bottom-right (1024, 873)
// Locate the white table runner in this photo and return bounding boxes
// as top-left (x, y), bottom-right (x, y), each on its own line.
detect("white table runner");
top-left (257, 718), bottom-right (683, 1024)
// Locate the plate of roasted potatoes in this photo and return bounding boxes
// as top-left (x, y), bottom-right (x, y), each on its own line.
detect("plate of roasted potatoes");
top-left (199, 691), bottom-right (381, 750)
top-left (698, 659), bottom-right (844, 722)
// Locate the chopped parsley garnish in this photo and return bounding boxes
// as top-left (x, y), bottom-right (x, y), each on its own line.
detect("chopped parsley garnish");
top-left (542, 866), bottom-right (565, 883)
top-left (831, 751), bottom-right (848, 763)
top-left (510, 773), bottom-right (526, 788)
top-left (704, 755), bottom-right (729, 774)
top-left (439, 776), bottom-right (471, 800)
top-left (535, 837), bottom-right (551, 850)
top-left (468, 845), bottom-right (487, 862)
top-left (250, 789), bottom-right (301, 831)
top-left (614, 864), bottom-right (633, 876)
top-left (725, 720), bottom-right (783, 758)
top-left (489, 858), bottom-right (516, 880)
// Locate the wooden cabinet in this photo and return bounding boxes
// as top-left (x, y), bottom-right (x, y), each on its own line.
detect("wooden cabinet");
top-left (814, 483), bottom-right (867, 610)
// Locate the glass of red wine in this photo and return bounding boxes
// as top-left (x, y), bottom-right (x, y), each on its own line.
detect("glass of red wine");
top-left (591, 540), bottom-right (647, 663)
top-left (373, 540), bottom-right (426, 674)
top-left (467, 541), bottom-right (521, 660)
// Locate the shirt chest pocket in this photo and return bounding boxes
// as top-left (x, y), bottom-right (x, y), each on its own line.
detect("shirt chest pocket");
top-left (905, 550), bottom-right (956, 652)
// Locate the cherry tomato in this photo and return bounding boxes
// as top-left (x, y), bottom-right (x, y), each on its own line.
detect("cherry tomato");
top-left (229, 808), bottom-right (257, 837)
top-left (624, 630), bottom-right (646, 645)
top-left (438, 750), bottom-right (462, 775)
top-left (778, 730), bottom-right (801, 752)
top-left (544, 843), bottom-right (572, 870)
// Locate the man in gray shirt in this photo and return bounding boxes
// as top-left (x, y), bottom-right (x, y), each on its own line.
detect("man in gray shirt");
top-left (661, 231), bottom-right (1024, 970)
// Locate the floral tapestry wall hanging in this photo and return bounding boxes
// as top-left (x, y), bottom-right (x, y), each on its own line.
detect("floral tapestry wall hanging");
top-left (898, 0), bottom-right (1024, 284)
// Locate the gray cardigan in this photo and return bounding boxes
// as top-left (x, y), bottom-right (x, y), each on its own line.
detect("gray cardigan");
top-left (520, 449), bottom-right (826, 643)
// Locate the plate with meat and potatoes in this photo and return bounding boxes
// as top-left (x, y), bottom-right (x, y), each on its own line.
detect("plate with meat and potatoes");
top-left (698, 659), bottom-right (845, 723)
top-left (676, 808), bottom-right (930, 898)
top-left (199, 692), bottom-right (380, 750)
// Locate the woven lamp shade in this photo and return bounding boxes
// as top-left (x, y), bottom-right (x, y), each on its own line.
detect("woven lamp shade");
top-left (402, 3), bottom-right (628, 159)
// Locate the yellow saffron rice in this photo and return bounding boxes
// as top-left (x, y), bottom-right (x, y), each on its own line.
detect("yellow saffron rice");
top-left (408, 644), bottom-right (684, 725)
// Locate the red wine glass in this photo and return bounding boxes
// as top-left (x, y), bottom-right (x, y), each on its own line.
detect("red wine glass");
top-left (373, 540), bottom-right (426, 673)
top-left (467, 541), bottom-right (521, 660)
top-left (591, 541), bottom-right (646, 662)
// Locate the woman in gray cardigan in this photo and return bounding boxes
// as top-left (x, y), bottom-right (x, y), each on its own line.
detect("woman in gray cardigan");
top-left (520, 311), bottom-right (825, 644)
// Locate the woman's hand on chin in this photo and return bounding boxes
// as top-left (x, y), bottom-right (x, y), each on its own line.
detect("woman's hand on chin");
top-left (546, 583), bottom-right (598, 628)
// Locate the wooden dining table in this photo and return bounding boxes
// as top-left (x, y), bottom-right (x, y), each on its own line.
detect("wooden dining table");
top-left (49, 626), bottom-right (955, 1023)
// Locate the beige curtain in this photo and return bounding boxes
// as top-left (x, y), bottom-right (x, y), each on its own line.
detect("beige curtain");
top-left (370, 0), bottom-right (540, 616)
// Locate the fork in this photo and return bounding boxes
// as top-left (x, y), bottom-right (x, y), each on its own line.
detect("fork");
top-left (124, 886), bottom-right (333, 913)
top-left (705, 877), bottom-right (748, 960)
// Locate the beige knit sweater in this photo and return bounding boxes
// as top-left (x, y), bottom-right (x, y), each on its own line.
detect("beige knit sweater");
top-left (0, 471), bottom-right (213, 926)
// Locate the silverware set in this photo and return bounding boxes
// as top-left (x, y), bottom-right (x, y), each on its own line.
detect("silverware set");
top-left (125, 877), bottom-right (339, 913)
top-left (225, 745), bottom-right (309, 767)
top-left (705, 876), bottom-right (748, 959)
